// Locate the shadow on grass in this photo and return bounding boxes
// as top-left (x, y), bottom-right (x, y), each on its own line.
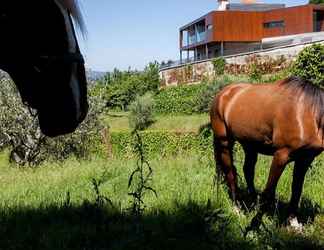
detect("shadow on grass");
top-left (0, 201), bottom-right (244, 250)
top-left (0, 198), bottom-right (322, 250)
top-left (236, 187), bottom-right (323, 225)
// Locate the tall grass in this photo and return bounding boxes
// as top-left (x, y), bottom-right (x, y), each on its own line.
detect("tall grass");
top-left (0, 151), bottom-right (322, 249)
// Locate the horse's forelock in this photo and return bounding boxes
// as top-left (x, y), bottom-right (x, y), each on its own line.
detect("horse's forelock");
top-left (56, 0), bottom-right (86, 35)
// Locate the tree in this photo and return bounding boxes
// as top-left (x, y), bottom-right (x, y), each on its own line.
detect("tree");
top-left (102, 62), bottom-right (160, 110)
top-left (0, 75), bottom-right (104, 166)
top-left (309, 0), bottom-right (324, 4)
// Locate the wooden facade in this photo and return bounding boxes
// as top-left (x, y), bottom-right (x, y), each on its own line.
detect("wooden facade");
top-left (179, 4), bottom-right (324, 61)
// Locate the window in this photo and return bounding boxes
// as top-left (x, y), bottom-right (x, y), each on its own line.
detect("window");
top-left (264, 20), bottom-right (285, 29)
top-left (207, 24), bottom-right (213, 31)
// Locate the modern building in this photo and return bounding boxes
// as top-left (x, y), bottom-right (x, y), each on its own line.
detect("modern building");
top-left (179, 0), bottom-right (324, 63)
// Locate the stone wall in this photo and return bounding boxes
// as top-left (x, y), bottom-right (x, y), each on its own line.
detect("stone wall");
top-left (160, 40), bottom-right (324, 87)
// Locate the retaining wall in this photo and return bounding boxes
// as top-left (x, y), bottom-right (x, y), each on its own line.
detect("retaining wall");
top-left (159, 40), bottom-right (324, 87)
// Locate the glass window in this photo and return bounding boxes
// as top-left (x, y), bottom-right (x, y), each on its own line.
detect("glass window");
top-left (264, 20), bottom-right (285, 29)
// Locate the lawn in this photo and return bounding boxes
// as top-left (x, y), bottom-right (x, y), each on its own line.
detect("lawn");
top-left (0, 150), bottom-right (322, 250)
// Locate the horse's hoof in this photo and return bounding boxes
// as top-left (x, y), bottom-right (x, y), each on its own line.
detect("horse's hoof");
top-left (233, 204), bottom-right (243, 216)
top-left (288, 216), bottom-right (303, 232)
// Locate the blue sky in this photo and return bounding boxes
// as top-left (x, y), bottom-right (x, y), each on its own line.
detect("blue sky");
top-left (78, 0), bottom-right (308, 71)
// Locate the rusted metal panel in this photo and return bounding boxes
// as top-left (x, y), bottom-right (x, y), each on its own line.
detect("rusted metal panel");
top-left (212, 11), bottom-right (263, 42)
top-left (263, 5), bottom-right (313, 38)
top-left (180, 4), bottom-right (320, 49)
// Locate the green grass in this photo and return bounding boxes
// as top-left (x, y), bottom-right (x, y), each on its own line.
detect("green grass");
top-left (0, 150), bottom-right (322, 250)
top-left (104, 112), bottom-right (209, 133)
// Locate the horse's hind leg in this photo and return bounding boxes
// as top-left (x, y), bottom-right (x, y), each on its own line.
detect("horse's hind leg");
top-left (213, 134), bottom-right (237, 201)
top-left (243, 147), bottom-right (258, 197)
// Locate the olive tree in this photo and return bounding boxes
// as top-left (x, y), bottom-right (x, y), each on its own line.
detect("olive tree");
top-left (0, 73), bottom-right (104, 166)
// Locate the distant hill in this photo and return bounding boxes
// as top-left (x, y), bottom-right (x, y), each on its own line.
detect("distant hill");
top-left (1, 69), bottom-right (106, 84)
top-left (86, 69), bottom-right (106, 82)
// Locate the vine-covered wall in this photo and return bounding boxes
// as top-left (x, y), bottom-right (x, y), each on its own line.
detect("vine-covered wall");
top-left (160, 41), bottom-right (324, 87)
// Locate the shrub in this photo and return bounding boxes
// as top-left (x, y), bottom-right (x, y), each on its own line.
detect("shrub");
top-left (249, 63), bottom-right (263, 82)
top-left (128, 93), bottom-right (155, 131)
top-left (212, 57), bottom-right (226, 75)
top-left (291, 43), bottom-right (324, 87)
top-left (0, 76), bottom-right (105, 165)
top-left (194, 79), bottom-right (229, 113)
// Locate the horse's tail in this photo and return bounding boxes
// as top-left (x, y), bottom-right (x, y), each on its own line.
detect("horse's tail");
top-left (201, 119), bottom-right (221, 197)
top-left (198, 122), bottom-right (212, 134)
top-left (212, 133), bottom-right (223, 204)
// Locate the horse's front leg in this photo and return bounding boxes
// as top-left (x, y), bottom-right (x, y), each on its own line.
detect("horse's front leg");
top-left (261, 148), bottom-right (290, 210)
top-left (247, 149), bottom-right (290, 232)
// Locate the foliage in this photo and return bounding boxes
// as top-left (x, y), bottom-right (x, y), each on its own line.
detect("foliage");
top-left (291, 43), bottom-right (324, 87)
top-left (309, 0), bottom-right (324, 4)
top-left (0, 75), bottom-right (44, 165)
top-left (155, 78), bottom-right (230, 115)
top-left (110, 130), bottom-right (213, 158)
top-left (194, 79), bottom-right (228, 113)
top-left (0, 77), bottom-right (104, 165)
top-left (154, 84), bottom-right (208, 115)
top-left (212, 57), bottom-right (226, 75)
top-left (249, 63), bottom-right (263, 82)
top-left (262, 68), bottom-right (292, 83)
top-left (100, 62), bottom-right (160, 110)
top-left (226, 55), bottom-right (289, 76)
top-left (128, 93), bottom-right (155, 131)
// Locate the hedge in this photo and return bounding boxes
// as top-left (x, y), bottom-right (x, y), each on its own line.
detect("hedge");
top-left (101, 130), bottom-right (324, 172)
top-left (153, 79), bottom-right (230, 115)
top-left (154, 84), bottom-right (208, 115)
top-left (110, 130), bottom-right (213, 158)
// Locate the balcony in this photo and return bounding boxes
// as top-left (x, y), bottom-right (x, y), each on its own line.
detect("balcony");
top-left (181, 20), bottom-right (207, 48)
top-left (183, 31), bottom-right (207, 47)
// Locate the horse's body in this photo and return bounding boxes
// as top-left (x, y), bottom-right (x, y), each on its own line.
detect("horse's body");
top-left (210, 77), bottom-right (323, 220)
top-left (0, 0), bottom-right (88, 136)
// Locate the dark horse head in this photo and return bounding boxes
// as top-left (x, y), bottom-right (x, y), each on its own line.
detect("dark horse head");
top-left (0, 0), bottom-right (88, 137)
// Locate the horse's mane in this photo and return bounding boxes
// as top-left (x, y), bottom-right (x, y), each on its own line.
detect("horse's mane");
top-left (56, 0), bottom-right (86, 35)
top-left (279, 76), bottom-right (324, 131)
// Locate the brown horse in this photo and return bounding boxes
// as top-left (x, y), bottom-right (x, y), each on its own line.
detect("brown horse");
top-left (210, 76), bottom-right (323, 224)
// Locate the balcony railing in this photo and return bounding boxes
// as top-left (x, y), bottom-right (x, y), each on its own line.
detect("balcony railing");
top-left (160, 57), bottom-right (195, 69)
top-left (160, 55), bottom-right (210, 70)
top-left (182, 30), bottom-right (207, 47)
top-left (197, 31), bottom-right (207, 43)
